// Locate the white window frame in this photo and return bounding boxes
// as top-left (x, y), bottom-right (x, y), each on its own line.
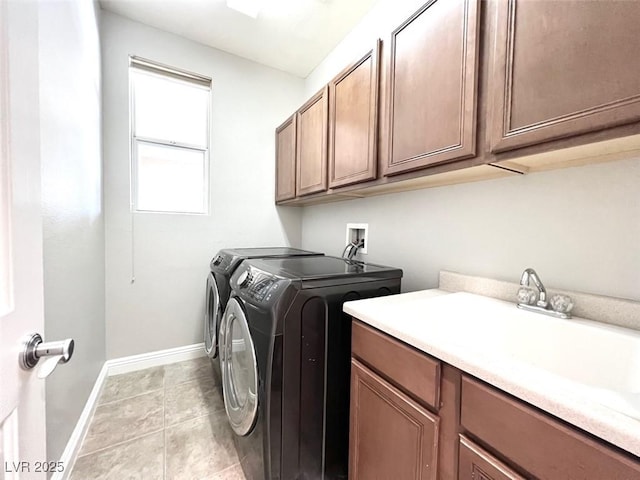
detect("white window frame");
top-left (129, 56), bottom-right (212, 215)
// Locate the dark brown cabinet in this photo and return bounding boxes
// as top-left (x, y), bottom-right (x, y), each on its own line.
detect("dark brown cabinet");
top-left (275, 0), bottom-right (640, 205)
top-left (296, 87), bottom-right (328, 196)
top-left (275, 114), bottom-right (297, 202)
top-left (488, 0), bottom-right (640, 153)
top-left (349, 359), bottom-right (439, 480)
top-left (349, 320), bottom-right (640, 480)
top-left (383, 0), bottom-right (480, 176)
top-left (328, 42), bottom-right (380, 188)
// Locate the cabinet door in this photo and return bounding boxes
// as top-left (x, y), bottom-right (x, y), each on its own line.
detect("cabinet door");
top-left (489, 0), bottom-right (640, 153)
top-left (296, 87), bottom-right (328, 196)
top-left (458, 435), bottom-right (525, 480)
top-left (349, 359), bottom-right (439, 480)
top-left (384, 0), bottom-right (479, 176)
top-left (275, 114), bottom-right (296, 202)
top-left (328, 41), bottom-right (380, 188)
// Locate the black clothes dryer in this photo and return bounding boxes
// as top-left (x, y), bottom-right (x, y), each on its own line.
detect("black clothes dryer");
top-left (204, 247), bottom-right (323, 361)
top-left (219, 255), bottom-right (402, 480)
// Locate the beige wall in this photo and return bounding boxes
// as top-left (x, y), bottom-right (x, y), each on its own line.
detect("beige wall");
top-left (101, 12), bottom-right (305, 359)
top-left (299, 0), bottom-right (640, 301)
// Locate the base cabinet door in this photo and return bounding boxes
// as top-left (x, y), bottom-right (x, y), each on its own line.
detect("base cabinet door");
top-left (349, 359), bottom-right (439, 480)
top-left (489, 0), bottom-right (640, 153)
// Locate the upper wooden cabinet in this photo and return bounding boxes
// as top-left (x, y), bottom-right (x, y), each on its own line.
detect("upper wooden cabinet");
top-left (275, 0), bottom-right (640, 205)
top-left (328, 41), bottom-right (381, 188)
top-left (489, 0), bottom-right (640, 153)
top-left (275, 114), bottom-right (296, 202)
top-left (296, 87), bottom-right (328, 196)
top-left (384, 0), bottom-right (480, 176)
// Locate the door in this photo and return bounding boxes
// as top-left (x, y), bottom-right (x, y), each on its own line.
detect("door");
top-left (204, 273), bottom-right (222, 358)
top-left (328, 41), bottom-right (380, 189)
top-left (488, 0), bottom-right (640, 153)
top-left (349, 359), bottom-right (439, 480)
top-left (220, 298), bottom-right (258, 436)
top-left (275, 114), bottom-right (297, 202)
top-left (0, 1), bottom-right (48, 478)
top-left (296, 87), bottom-right (328, 196)
top-left (384, 0), bottom-right (479, 176)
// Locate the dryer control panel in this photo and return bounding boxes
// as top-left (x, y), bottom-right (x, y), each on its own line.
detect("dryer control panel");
top-left (232, 265), bottom-right (287, 307)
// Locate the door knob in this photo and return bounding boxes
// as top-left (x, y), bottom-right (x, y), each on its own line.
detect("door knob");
top-left (19, 333), bottom-right (74, 377)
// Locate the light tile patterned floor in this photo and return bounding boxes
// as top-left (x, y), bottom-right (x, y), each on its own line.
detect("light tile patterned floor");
top-left (69, 357), bottom-right (246, 480)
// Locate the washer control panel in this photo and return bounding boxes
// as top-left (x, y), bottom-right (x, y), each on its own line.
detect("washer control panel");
top-left (237, 270), bottom-right (253, 288)
top-left (232, 265), bottom-right (285, 306)
top-left (247, 275), bottom-right (275, 301)
top-left (209, 253), bottom-right (231, 272)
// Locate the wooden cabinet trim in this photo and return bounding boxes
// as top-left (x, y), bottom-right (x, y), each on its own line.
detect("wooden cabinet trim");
top-left (295, 86), bottom-right (328, 196)
top-left (437, 364), bottom-right (462, 480)
top-left (384, 0), bottom-right (480, 175)
top-left (328, 40), bottom-right (381, 188)
top-left (350, 359), bottom-right (439, 480)
top-left (352, 320), bottom-right (441, 410)
top-left (275, 114), bottom-right (297, 202)
top-left (458, 435), bottom-right (526, 480)
top-left (489, 0), bottom-right (640, 153)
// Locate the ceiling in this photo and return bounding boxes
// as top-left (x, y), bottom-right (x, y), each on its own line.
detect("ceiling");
top-left (99, 0), bottom-right (379, 78)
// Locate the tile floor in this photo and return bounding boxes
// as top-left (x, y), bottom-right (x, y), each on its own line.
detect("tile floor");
top-left (70, 357), bottom-right (246, 480)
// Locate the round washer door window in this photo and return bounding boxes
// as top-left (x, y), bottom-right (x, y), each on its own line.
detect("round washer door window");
top-left (204, 273), bottom-right (222, 358)
top-left (221, 298), bottom-right (258, 436)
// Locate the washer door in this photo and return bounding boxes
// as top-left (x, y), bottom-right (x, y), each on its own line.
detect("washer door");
top-left (221, 298), bottom-right (259, 436)
top-left (204, 273), bottom-right (222, 358)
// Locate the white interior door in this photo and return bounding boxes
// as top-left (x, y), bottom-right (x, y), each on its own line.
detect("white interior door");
top-left (0, 2), bottom-right (48, 478)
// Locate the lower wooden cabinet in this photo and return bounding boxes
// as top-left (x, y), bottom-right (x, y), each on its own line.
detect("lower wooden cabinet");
top-left (349, 359), bottom-right (439, 480)
top-left (349, 320), bottom-right (640, 480)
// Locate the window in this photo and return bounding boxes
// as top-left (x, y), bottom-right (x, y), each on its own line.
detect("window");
top-left (130, 57), bottom-right (211, 214)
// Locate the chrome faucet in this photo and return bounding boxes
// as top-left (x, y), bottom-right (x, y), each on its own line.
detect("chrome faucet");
top-left (520, 268), bottom-right (548, 308)
top-left (342, 239), bottom-right (364, 261)
top-left (517, 268), bottom-right (573, 319)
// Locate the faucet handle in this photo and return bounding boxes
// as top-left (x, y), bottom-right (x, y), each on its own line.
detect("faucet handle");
top-left (517, 286), bottom-right (538, 305)
top-left (550, 294), bottom-right (574, 315)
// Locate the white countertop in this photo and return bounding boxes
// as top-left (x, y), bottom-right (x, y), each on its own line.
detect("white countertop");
top-left (344, 290), bottom-right (640, 457)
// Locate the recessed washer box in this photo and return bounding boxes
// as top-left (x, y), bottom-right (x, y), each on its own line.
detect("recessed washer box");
top-left (346, 223), bottom-right (368, 254)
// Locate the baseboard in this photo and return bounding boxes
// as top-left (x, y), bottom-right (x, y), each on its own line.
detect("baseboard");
top-left (105, 342), bottom-right (206, 376)
top-left (52, 362), bottom-right (109, 480)
top-left (53, 343), bottom-right (206, 479)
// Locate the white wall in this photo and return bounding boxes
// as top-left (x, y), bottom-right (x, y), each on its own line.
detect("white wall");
top-left (304, 0), bottom-right (426, 96)
top-left (39, 0), bottom-right (105, 463)
top-left (101, 11), bottom-right (305, 359)
top-left (299, 0), bottom-right (640, 302)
